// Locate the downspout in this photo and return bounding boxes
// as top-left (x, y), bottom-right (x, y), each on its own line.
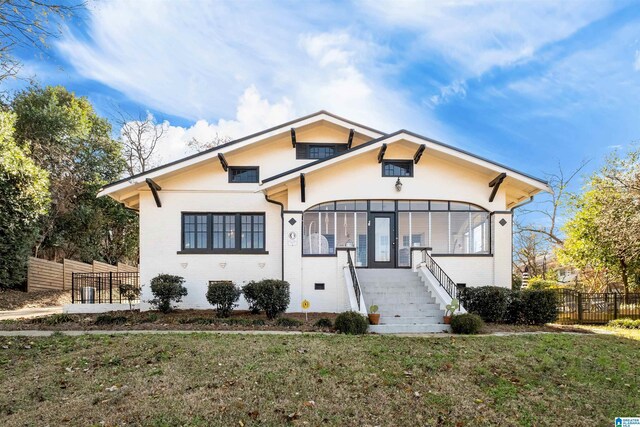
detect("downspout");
top-left (264, 193), bottom-right (285, 280)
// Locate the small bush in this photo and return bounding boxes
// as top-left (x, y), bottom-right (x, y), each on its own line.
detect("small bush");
top-left (526, 277), bottom-right (560, 290)
top-left (608, 318), bottom-right (640, 329)
top-left (450, 313), bottom-right (484, 334)
top-left (242, 281), bottom-right (261, 314)
top-left (118, 283), bottom-right (141, 310)
top-left (206, 281), bottom-right (241, 317)
top-left (95, 314), bottom-right (128, 326)
top-left (144, 313), bottom-right (159, 323)
top-left (249, 279), bottom-right (291, 319)
top-left (252, 319), bottom-right (266, 326)
top-left (149, 274), bottom-right (188, 313)
top-left (334, 311), bottom-right (368, 335)
top-left (314, 318), bottom-right (333, 328)
top-left (460, 286), bottom-right (511, 322)
top-left (37, 313), bottom-right (74, 325)
top-left (276, 317), bottom-right (303, 327)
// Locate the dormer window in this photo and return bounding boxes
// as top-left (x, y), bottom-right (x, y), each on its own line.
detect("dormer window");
top-left (296, 143), bottom-right (348, 160)
top-left (382, 160), bottom-right (413, 177)
top-left (228, 167), bottom-right (259, 183)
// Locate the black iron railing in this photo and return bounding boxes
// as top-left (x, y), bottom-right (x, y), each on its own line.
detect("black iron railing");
top-left (423, 250), bottom-right (458, 300)
top-left (346, 249), bottom-right (362, 311)
top-left (71, 272), bottom-right (140, 304)
top-left (557, 289), bottom-right (640, 324)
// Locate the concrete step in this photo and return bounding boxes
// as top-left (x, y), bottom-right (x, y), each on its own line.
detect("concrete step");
top-left (369, 324), bottom-right (451, 334)
top-left (364, 293), bottom-right (436, 302)
top-left (380, 315), bottom-right (444, 324)
top-left (373, 302), bottom-right (441, 311)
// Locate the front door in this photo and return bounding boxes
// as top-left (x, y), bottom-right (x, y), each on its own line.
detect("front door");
top-left (369, 212), bottom-right (395, 268)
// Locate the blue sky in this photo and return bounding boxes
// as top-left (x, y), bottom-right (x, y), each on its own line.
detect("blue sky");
top-left (4, 0), bottom-right (640, 187)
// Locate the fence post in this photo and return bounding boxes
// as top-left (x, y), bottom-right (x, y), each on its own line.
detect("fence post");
top-left (577, 293), bottom-right (583, 323)
top-left (109, 271), bottom-right (113, 304)
top-left (71, 272), bottom-right (75, 304)
top-left (613, 293), bottom-right (618, 320)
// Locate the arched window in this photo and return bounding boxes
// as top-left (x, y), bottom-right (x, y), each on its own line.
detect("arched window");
top-left (302, 200), bottom-right (490, 267)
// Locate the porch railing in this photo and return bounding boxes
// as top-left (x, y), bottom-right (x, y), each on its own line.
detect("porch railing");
top-left (423, 250), bottom-right (459, 300)
top-left (71, 272), bottom-right (140, 304)
top-left (346, 249), bottom-right (362, 311)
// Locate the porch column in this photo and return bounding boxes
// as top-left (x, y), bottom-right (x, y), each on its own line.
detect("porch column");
top-left (283, 211), bottom-right (303, 311)
top-left (492, 212), bottom-right (513, 287)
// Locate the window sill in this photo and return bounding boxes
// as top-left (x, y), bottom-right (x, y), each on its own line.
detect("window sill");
top-left (177, 250), bottom-right (269, 255)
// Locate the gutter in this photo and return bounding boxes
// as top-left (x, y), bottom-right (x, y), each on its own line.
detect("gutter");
top-left (264, 194), bottom-right (285, 280)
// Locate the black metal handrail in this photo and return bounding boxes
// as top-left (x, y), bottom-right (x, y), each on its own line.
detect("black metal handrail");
top-left (346, 249), bottom-right (362, 310)
top-left (422, 250), bottom-right (458, 300)
top-left (71, 272), bottom-right (140, 304)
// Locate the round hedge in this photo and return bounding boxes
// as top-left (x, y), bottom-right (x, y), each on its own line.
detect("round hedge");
top-left (450, 313), bottom-right (484, 334)
top-left (334, 311), bottom-right (368, 335)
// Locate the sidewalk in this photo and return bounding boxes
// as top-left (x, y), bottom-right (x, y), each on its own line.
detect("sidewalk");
top-left (0, 306), bottom-right (63, 321)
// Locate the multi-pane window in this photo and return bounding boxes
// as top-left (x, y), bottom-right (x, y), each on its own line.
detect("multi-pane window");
top-left (382, 160), bottom-right (413, 177)
top-left (229, 167), bottom-right (259, 183)
top-left (308, 145), bottom-right (335, 159)
top-left (183, 214), bottom-right (208, 249)
top-left (182, 213), bottom-right (265, 252)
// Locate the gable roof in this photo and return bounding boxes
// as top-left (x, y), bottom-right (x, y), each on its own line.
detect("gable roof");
top-left (98, 110), bottom-right (386, 196)
top-left (261, 129), bottom-right (549, 190)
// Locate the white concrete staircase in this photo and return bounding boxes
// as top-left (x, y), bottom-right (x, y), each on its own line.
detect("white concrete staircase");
top-left (357, 269), bottom-right (450, 334)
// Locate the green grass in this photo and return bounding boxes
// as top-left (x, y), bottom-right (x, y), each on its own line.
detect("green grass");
top-left (0, 333), bottom-right (637, 426)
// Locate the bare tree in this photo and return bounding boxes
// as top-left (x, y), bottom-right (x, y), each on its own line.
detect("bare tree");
top-left (116, 111), bottom-right (166, 176)
top-left (0, 0), bottom-right (84, 82)
top-left (187, 133), bottom-right (232, 153)
top-left (515, 160), bottom-right (590, 247)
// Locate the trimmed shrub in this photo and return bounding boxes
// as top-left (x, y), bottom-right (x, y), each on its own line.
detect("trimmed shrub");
top-left (276, 317), bottom-right (303, 327)
top-left (206, 281), bottom-right (241, 317)
top-left (608, 318), bottom-right (640, 329)
top-left (334, 311), bottom-right (368, 335)
top-left (527, 277), bottom-right (560, 290)
top-left (249, 279), bottom-right (291, 319)
top-left (35, 313), bottom-right (74, 325)
top-left (149, 274), bottom-right (188, 313)
top-left (519, 289), bottom-right (558, 325)
top-left (95, 314), bottom-right (128, 326)
top-left (242, 281), bottom-right (261, 314)
top-left (450, 313), bottom-right (484, 334)
top-left (460, 286), bottom-right (511, 323)
top-left (314, 318), bottom-right (333, 328)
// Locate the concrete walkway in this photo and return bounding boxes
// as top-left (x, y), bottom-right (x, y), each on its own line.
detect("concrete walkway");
top-left (0, 306), bottom-right (63, 321)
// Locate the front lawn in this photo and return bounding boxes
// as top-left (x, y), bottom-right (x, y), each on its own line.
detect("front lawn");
top-left (0, 333), bottom-right (637, 426)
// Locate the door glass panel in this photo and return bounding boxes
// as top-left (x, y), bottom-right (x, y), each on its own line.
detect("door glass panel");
top-left (375, 217), bottom-right (391, 262)
top-left (398, 213), bottom-right (410, 266)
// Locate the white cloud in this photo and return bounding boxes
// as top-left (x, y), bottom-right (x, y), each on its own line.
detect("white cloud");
top-left (136, 85), bottom-right (295, 164)
top-left (428, 80), bottom-right (467, 107)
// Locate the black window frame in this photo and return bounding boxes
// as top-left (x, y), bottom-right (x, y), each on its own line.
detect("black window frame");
top-left (179, 212), bottom-right (267, 254)
top-left (382, 160), bottom-right (414, 177)
top-left (296, 143), bottom-right (348, 160)
top-left (228, 166), bottom-right (259, 183)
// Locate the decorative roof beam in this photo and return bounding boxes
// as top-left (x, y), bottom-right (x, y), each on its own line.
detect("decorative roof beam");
top-left (300, 173), bottom-right (306, 203)
top-left (218, 153), bottom-right (228, 171)
top-left (377, 143), bottom-right (387, 163)
top-left (414, 144), bottom-right (426, 164)
top-left (291, 128), bottom-right (297, 148)
top-left (489, 172), bottom-right (507, 203)
top-left (145, 178), bottom-right (162, 208)
top-left (347, 129), bottom-right (355, 149)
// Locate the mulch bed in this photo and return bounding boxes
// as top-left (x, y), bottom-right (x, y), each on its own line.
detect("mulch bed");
top-left (480, 322), bottom-right (592, 334)
top-left (0, 289), bottom-right (71, 311)
top-left (0, 309), bottom-right (338, 332)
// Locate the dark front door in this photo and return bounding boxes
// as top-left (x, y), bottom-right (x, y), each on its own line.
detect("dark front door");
top-left (368, 212), bottom-right (396, 268)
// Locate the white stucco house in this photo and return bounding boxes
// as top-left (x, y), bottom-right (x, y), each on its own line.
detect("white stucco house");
top-left (96, 111), bottom-right (549, 332)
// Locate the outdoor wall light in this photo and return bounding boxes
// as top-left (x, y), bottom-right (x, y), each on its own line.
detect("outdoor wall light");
top-left (219, 262), bottom-right (227, 269)
top-left (395, 177), bottom-right (403, 192)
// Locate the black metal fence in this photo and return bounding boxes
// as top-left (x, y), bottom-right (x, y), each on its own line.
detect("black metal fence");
top-left (71, 272), bottom-right (140, 304)
top-left (557, 289), bottom-right (640, 324)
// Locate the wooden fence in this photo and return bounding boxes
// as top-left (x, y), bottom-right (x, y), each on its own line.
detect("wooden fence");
top-left (27, 257), bottom-right (137, 292)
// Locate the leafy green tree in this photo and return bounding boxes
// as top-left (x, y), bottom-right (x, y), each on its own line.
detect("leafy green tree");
top-left (0, 111), bottom-right (49, 288)
top-left (559, 149), bottom-right (640, 298)
top-left (11, 85), bottom-right (138, 264)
